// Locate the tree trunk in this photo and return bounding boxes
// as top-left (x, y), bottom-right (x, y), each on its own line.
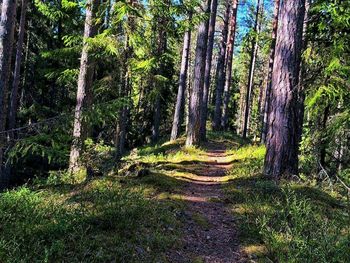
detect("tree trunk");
top-left (69, 0), bottom-right (99, 173)
top-left (171, 12), bottom-right (192, 141)
top-left (242, 0), bottom-right (261, 139)
top-left (221, 0), bottom-right (239, 130)
top-left (261, 0), bottom-right (280, 144)
top-left (200, 0), bottom-right (217, 140)
top-left (115, 0), bottom-right (136, 158)
top-left (8, 0), bottom-right (28, 132)
top-left (152, 1), bottom-right (169, 143)
top-left (186, 0), bottom-right (210, 146)
top-left (264, 0), bottom-right (306, 178)
top-left (0, 0), bottom-right (17, 189)
top-left (212, 0), bottom-right (230, 131)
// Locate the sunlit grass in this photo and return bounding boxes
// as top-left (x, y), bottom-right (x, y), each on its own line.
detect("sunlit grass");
top-left (224, 143), bottom-right (350, 262)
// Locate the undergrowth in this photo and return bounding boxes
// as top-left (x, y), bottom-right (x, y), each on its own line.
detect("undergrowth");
top-left (225, 144), bottom-right (350, 262)
top-left (0, 178), bottom-right (179, 262)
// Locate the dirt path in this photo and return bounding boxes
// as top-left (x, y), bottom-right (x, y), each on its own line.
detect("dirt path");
top-left (167, 142), bottom-right (246, 263)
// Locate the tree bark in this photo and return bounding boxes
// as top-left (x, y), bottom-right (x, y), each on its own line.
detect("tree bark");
top-left (0, 0), bottom-right (17, 188)
top-left (69, 0), bottom-right (99, 173)
top-left (261, 0), bottom-right (280, 144)
top-left (171, 12), bottom-right (192, 141)
top-left (151, 0), bottom-right (169, 143)
top-left (212, 0), bottom-right (230, 131)
top-left (186, 0), bottom-right (210, 146)
top-left (221, 0), bottom-right (239, 130)
top-left (8, 0), bottom-right (28, 132)
top-left (242, 0), bottom-right (261, 139)
top-left (200, 0), bottom-right (217, 140)
top-left (264, 0), bottom-right (306, 178)
top-left (115, 0), bottom-right (136, 158)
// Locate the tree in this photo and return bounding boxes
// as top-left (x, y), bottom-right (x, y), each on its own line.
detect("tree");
top-left (8, 0), bottom-right (28, 132)
top-left (221, 0), bottom-right (239, 130)
top-left (264, 0), bottom-right (306, 178)
top-left (186, 0), bottom-right (211, 146)
top-left (261, 0), bottom-right (280, 144)
top-left (69, 0), bottom-right (99, 173)
top-left (0, 0), bottom-right (18, 188)
top-left (212, 0), bottom-right (230, 131)
top-left (242, 0), bottom-right (262, 139)
top-left (200, 0), bottom-right (218, 140)
top-left (171, 12), bottom-right (192, 141)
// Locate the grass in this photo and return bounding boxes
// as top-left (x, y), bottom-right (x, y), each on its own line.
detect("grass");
top-left (0, 135), bottom-right (212, 263)
top-left (1, 132), bottom-right (349, 262)
top-left (0, 177), bottom-right (181, 262)
top-left (224, 143), bottom-right (350, 263)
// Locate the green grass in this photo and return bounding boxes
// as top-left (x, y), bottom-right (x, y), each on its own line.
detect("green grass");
top-left (2, 133), bottom-right (349, 262)
top-left (224, 144), bottom-right (350, 263)
top-left (0, 174), bottom-right (183, 262)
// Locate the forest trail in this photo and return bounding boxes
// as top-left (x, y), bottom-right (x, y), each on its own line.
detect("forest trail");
top-left (167, 141), bottom-right (246, 263)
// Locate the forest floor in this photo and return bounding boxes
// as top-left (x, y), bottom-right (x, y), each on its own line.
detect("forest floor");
top-left (165, 140), bottom-right (246, 263)
top-left (0, 132), bottom-right (348, 262)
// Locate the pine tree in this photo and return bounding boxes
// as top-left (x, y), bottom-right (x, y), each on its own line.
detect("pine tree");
top-left (69, 0), bottom-right (99, 173)
top-left (264, 0), bottom-right (306, 178)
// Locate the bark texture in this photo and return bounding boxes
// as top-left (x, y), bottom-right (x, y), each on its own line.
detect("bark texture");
top-left (261, 0), bottom-right (280, 143)
top-left (171, 12), bottom-right (192, 141)
top-left (115, 0), bottom-right (136, 158)
top-left (0, 0), bottom-right (17, 188)
top-left (242, 0), bottom-right (261, 139)
top-left (9, 0), bottom-right (28, 132)
top-left (221, 0), bottom-right (238, 130)
top-left (264, 0), bottom-right (306, 178)
top-left (200, 0), bottom-right (217, 140)
top-left (186, 0), bottom-right (210, 146)
top-left (212, 1), bottom-right (230, 131)
top-left (151, 0), bottom-right (169, 143)
top-left (69, 0), bottom-right (99, 173)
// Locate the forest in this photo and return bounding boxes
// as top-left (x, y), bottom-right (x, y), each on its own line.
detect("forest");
top-left (0, 0), bottom-right (349, 262)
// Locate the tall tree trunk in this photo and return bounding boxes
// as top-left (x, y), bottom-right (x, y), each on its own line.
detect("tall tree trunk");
top-left (212, 0), bottom-right (230, 131)
top-left (261, 0), bottom-right (280, 144)
top-left (221, 0), bottom-right (239, 130)
top-left (115, 0), bottom-right (136, 158)
top-left (8, 0), bottom-right (28, 132)
top-left (0, 0), bottom-right (17, 189)
top-left (296, 0), bottom-right (310, 145)
top-left (69, 0), bottom-right (99, 173)
top-left (186, 0), bottom-right (210, 146)
top-left (264, 0), bottom-right (306, 178)
top-left (200, 0), bottom-right (217, 140)
top-left (242, 0), bottom-right (261, 139)
top-left (171, 12), bottom-right (192, 141)
top-left (152, 1), bottom-right (169, 143)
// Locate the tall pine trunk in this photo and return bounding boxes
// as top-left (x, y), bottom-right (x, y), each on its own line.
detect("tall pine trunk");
top-left (221, 0), bottom-right (238, 130)
top-left (171, 12), bottom-right (192, 141)
top-left (212, 0), bottom-right (230, 131)
top-left (115, 0), bottom-right (136, 158)
top-left (261, 0), bottom-right (280, 144)
top-left (200, 0), bottom-right (217, 140)
top-left (151, 1), bottom-right (169, 143)
top-left (186, 0), bottom-right (210, 146)
top-left (8, 0), bottom-right (28, 132)
top-left (264, 0), bottom-right (306, 178)
top-left (242, 0), bottom-right (261, 139)
top-left (0, 0), bottom-right (17, 188)
top-left (69, 0), bottom-right (99, 173)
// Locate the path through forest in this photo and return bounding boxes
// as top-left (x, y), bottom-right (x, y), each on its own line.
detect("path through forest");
top-left (167, 141), bottom-right (246, 263)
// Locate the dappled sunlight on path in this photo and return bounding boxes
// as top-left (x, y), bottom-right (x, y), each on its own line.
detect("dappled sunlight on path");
top-left (163, 140), bottom-right (247, 263)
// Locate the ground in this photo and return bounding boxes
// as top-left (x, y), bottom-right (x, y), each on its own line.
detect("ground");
top-left (0, 132), bottom-right (348, 262)
top-left (165, 140), bottom-right (246, 262)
